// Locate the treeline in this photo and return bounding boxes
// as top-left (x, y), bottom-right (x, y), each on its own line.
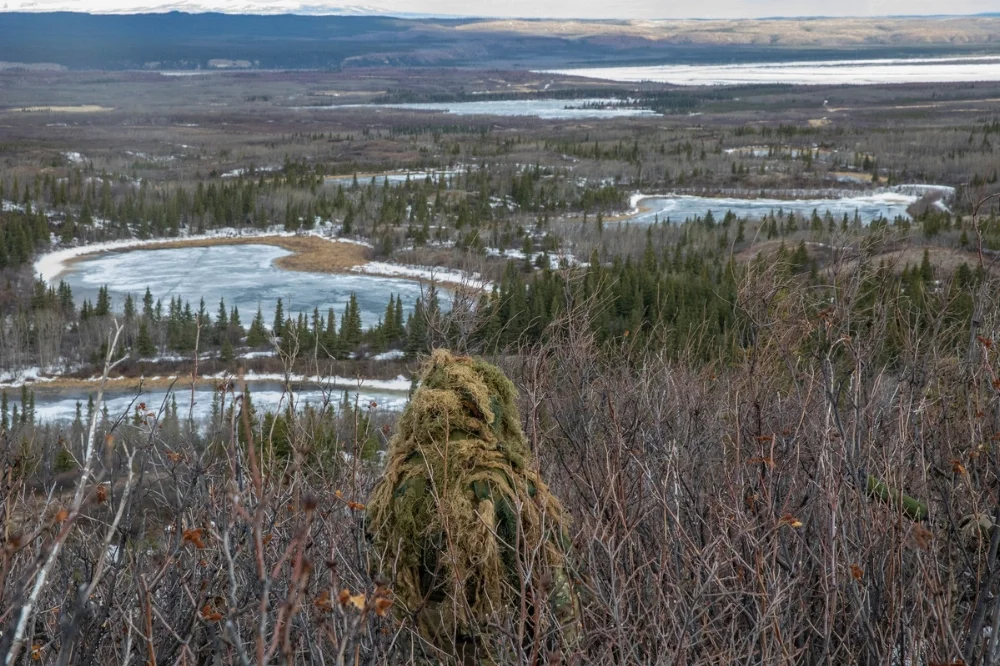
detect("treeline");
top-left (2, 377), bottom-right (390, 482)
top-left (0, 207), bottom-right (50, 271)
top-left (468, 225), bottom-right (983, 364)
top-left (2, 272), bottom-right (443, 377)
top-left (0, 157), bottom-right (627, 245)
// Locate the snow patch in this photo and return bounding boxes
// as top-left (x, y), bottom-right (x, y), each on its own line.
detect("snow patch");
top-left (370, 349), bottom-right (407, 361)
top-left (221, 165), bottom-right (280, 178)
top-left (352, 261), bottom-right (489, 289)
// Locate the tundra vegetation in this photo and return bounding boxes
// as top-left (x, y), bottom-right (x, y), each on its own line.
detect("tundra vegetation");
top-left (0, 66), bottom-right (999, 664)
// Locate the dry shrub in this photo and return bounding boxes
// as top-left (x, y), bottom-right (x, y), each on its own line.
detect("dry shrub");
top-left (5, 250), bottom-right (1000, 665)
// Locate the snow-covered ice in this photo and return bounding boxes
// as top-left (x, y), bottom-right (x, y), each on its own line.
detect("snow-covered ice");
top-left (58, 244), bottom-right (433, 327)
top-left (313, 99), bottom-right (659, 119)
top-left (543, 55), bottom-right (1000, 86)
top-left (35, 228), bottom-right (297, 283)
top-left (17, 380), bottom-right (410, 426)
top-left (624, 191), bottom-right (920, 225)
top-left (352, 261), bottom-right (489, 289)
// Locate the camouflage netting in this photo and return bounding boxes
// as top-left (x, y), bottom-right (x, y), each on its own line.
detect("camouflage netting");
top-left (366, 350), bottom-right (578, 659)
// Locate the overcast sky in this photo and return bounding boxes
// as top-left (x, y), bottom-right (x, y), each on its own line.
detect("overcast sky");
top-left (2, 0), bottom-right (998, 17)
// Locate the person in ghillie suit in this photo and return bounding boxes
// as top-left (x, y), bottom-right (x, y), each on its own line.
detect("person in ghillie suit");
top-left (367, 350), bottom-right (580, 663)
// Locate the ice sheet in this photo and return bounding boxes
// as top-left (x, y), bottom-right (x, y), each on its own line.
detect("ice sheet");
top-left (59, 245), bottom-right (436, 327)
top-left (16, 381), bottom-right (409, 425)
top-left (543, 55), bottom-right (1000, 86)
top-left (625, 192), bottom-right (918, 225)
top-left (312, 99), bottom-right (658, 119)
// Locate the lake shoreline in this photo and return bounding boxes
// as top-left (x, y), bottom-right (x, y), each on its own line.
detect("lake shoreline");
top-left (8, 371), bottom-right (413, 393)
top-left (38, 232), bottom-right (485, 288)
top-left (59, 234), bottom-right (371, 279)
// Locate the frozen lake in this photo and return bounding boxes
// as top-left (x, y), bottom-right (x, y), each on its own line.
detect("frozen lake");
top-left (60, 245), bottom-right (435, 327)
top-left (544, 55), bottom-right (1000, 86)
top-left (13, 381), bottom-right (409, 425)
top-left (313, 98), bottom-right (658, 119)
top-left (627, 192), bottom-right (918, 225)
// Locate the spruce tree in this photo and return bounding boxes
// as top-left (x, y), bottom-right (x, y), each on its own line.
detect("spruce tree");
top-left (220, 338), bottom-right (234, 364)
top-left (136, 319), bottom-right (156, 357)
top-left (230, 306), bottom-right (243, 333)
top-left (95, 285), bottom-right (111, 317)
top-left (215, 298), bottom-right (229, 343)
top-left (341, 293), bottom-right (363, 347)
top-left (323, 308), bottom-right (339, 358)
top-left (406, 299), bottom-right (428, 357)
top-left (247, 306), bottom-right (269, 347)
top-left (272, 298), bottom-right (284, 337)
top-left (394, 297), bottom-right (404, 341)
top-left (383, 295), bottom-right (397, 341)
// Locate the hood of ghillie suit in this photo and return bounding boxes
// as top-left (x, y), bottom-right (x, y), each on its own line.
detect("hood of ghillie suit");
top-left (366, 350), bottom-right (577, 656)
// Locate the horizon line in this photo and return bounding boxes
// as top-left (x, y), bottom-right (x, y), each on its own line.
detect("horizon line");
top-left (1, 9), bottom-right (999, 20)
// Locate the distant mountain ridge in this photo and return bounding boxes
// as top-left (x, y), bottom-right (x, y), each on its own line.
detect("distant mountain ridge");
top-left (0, 12), bottom-right (998, 71)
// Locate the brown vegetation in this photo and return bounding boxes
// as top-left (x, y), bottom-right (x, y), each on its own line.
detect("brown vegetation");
top-left (460, 16), bottom-right (1000, 47)
top-left (6, 252), bottom-right (1000, 663)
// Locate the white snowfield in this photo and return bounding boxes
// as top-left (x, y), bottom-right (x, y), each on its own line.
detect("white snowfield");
top-left (351, 261), bottom-right (490, 289)
top-left (543, 55), bottom-right (1000, 86)
top-left (0, 366), bottom-right (55, 388)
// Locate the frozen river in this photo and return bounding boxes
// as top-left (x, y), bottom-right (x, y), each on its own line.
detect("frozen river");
top-left (544, 55), bottom-right (1000, 86)
top-left (14, 381), bottom-right (410, 425)
top-left (626, 191), bottom-right (921, 225)
top-left (60, 245), bottom-right (437, 327)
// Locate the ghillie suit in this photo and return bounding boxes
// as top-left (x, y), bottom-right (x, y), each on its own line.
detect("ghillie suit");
top-left (367, 351), bottom-right (579, 663)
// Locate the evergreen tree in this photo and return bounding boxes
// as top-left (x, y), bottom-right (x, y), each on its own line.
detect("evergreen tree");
top-left (272, 298), bottom-right (285, 337)
top-left (57, 281), bottom-right (74, 314)
top-left (95, 285), bottom-right (111, 317)
top-left (323, 308), bottom-right (340, 358)
top-left (247, 306), bottom-right (269, 347)
top-left (230, 306), bottom-right (244, 337)
top-left (406, 299), bottom-right (429, 357)
top-left (142, 287), bottom-right (155, 320)
top-left (136, 319), bottom-right (156, 357)
top-left (383, 295), bottom-right (397, 340)
top-left (220, 338), bottom-right (234, 364)
top-left (394, 295), bottom-right (404, 340)
top-left (215, 298), bottom-right (229, 343)
top-left (340, 293), bottom-right (363, 347)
